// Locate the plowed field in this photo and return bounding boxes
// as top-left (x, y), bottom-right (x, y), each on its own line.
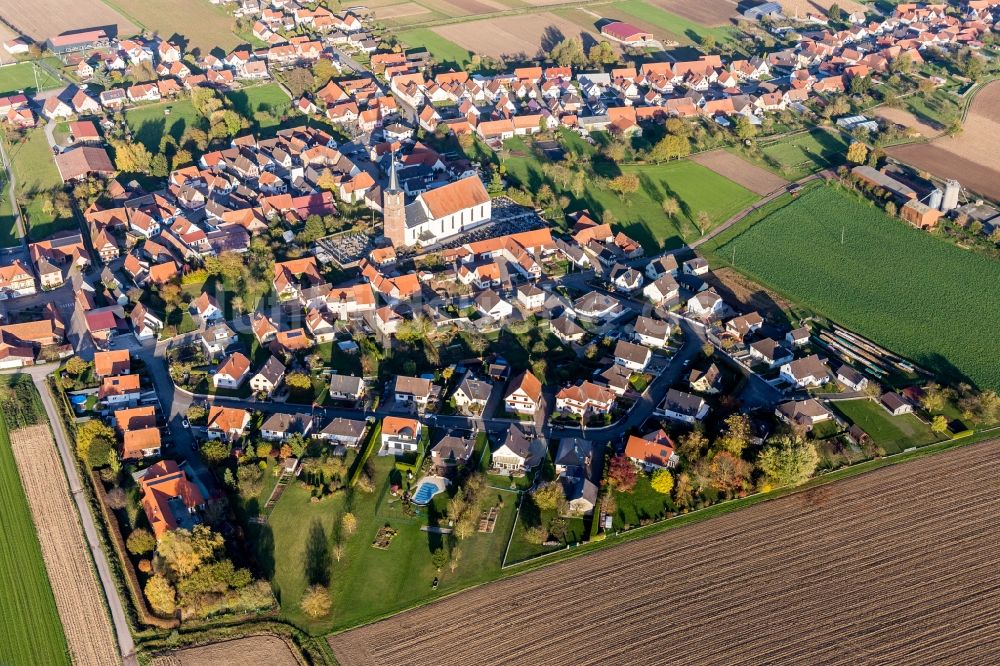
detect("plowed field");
top-left (693, 149), bottom-right (788, 195)
top-left (0, 0), bottom-right (137, 41)
top-left (150, 635), bottom-right (300, 666)
top-left (331, 438), bottom-right (1000, 666)
top-left (10, 425), bottom-right (119, 666)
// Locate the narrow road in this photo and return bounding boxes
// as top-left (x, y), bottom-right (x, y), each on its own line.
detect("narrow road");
top-left (25, 367), bottom-right (137, 666)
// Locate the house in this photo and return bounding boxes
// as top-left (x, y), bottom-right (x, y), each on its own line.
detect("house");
top-left (686, 289), bottom-right (726, 319)
top-left (475, 289), bottom-right (514, 321)
top-left (573, 290), bottom-right (622, 321)
top-left (273, 257), bottom-right (323, 300)
top-left (213, 352), bottom-right (251, 389)
top-left (131, 303), bottom-right (163, 341)
top-left (725, 312), bottom-right (764, 341)
top-left (453, 376), bottom-right (492, 413)
top-left (614, 340), bottom-right (651, 373)
top-left (491, 426), bottom-right (545, 473)
top-left (646, 254), bottom-right (678, 280)
top-left (53, 146), bottom-right (115, 182)
top-left (114, 405), bottom-right (157, 433)
top-left (99, 374), bottom-right (142, 405)
top-left (250, 356), bottom-right (285, 394)
top-left (504, 370), bottom-right (542, 415)
top-left (601, 21), bottom-right (654, 46)
top-left (881, 391), bottom-right (913, 416)
top-left (561, 475), bottom-right (599, 515)
top-left (625, 429), bottom-right (677, 470)
top-left (139, 461), bottom-right (205, 539)
top-left (85, 306), bottom-right (125, 348)
top-left (555, 381), bottom-right (615, 417)
top-left (329, 374), bottom-right (366, 402)
top-left (779, 354), bottom-right (831, 388)
top-left (689, 364), bottom-right (723, 394)
top-left (683, 257), bottom-right (709, 276)
top-left (775, 399), bottom-right (833, 430)
top-left (94, 348), bottom-right (130, 377)
top-left (251, 312), bottom-right (278, 344)
top-left (260, 412), bottom-right (313, 441)
top-left (190, 292), bottom-right (222, 323)
top-left (836, 365), bottom-right (868, 392)
top-left (123, 427), bottom-right (162, 460)
top-left (598, 363), bottom-right (632, 396)
top-left (379, 416), bottom-right (422, 455)
top-left (633, 316), bottom-right (670, 348)
top-left (29, 232), bottom-right (89, 288)
top-left (516, 283), bottom-right (545, 311)
top-left (748, 338), bottom-right (793, 368)
top-left (206, 405), bottom-right (251, 441)
top-left (655, 388), bottom-right (709, 424)
top-left (786, 326), bottom-right (810, 347)
top-left (430, 433), bottom-right (475, 471)
top-left (643, 273), bottom-right (680, 306)
top-left (550, 315), bottom-right (585, 343)
top-left (391, 375), bottom-right (441, 411)
top-left (314, 417), bottom-right (367, 447)
top-left (554, 437), bottom-right (593, 477)
top-left (200, 323), bottom-right (238, 357)
top-left (609, 263), bottom-right (643, 293)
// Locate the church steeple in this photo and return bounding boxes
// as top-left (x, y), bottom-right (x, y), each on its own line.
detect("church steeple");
top-left (383, 150), bottom-right (406, 247)
top-left (387, 150), bottom-right (400, 193)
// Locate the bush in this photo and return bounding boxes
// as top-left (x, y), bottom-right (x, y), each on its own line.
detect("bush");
top-left (127, 528), bottom-right (156, 556)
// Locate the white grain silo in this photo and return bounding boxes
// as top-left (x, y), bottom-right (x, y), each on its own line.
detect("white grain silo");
top-left (928, 188), bottom-right (943, 211)
top-left (942, 179), bottom-right (961, 211)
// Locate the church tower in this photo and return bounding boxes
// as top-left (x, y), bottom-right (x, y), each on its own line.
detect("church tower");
top-left (383, 153), bottom-right (406, 248)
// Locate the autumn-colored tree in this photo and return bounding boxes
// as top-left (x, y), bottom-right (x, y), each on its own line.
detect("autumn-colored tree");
top-left (157, 525), bottom-right (224, 579)
top-left (127, 528), bottom-right (156, 555)
top-left (145, 574), bottom-right (176, 616)
top-left (75, 419), bottom-right (116, 468)
top-left (677, 429), bottom-right (708, 461)
top-left (532, 481), bottom-right (566, 512)
top-left (285, 372), bottom-right (313, 392)
top-left (200, 439), bottom-right (230, 465)
top-left (454, 514), bottom-right (477, 539)
top-left (919, 383), bottom-right (948, 413)
top-left (756, 436), bottom-right (819, 488)
top-left (606, 455), bottom-right (637, 492)
top-left (695, 211), bottom-right (712, 235)
top-left (650, 469), bottom-right (674, 495)
top-left (111, 140), bottom-right (152, 173)
top-left (448, 547), bottom-right (462, 573)
top-left (661, 197), bottom-right (680, 218)
top-left (341, 512), bottom-right (357, 536)
top-left (609, 173), bottom-right (640, 199)
top-left (847, 141), bottom-right (868, 165)
top-left (708, 451), bottom-right (751, 497)
top-left (674, 472), bottom-right (694, 510)
top-left (931, 415), bottom-right (949, 434)
top-left (64, 356), bottom-right (89, 376)
top-left (649, 134), bottom-right (690, 162)
top-left (717, 414), bottom-right (753, 457)
top-left (300, 585), bottom-right (332, 618)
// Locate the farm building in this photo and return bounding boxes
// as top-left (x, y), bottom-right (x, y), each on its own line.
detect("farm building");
top-left (900, 199), bottom-right (941, 229)
top-left (851, 165), bottom-right (917, 202)
top-left (740, 1), bottom-right (783, 20)
top-left (600, 22), bottom-right (655, 46)
top-left (45, 29), bottom-right (109, 54)
top-left (54, 146), bottom-right (115, 182)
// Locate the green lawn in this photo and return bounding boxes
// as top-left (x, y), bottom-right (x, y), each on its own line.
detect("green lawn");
top-left (611, 0), bottom-right (738, 46)
top-left (709, 185), bottom-right (1000, 389)
top-left (740, 128), bottom-right (850, 180)
top-left (0, 168), bottom-right (19, 247)
top-left (0, 411), bottom-right (71, 666)
top-left (226, 83), bottom-right (291, 133)
top-left (611, 473), bottom-right (673, 530)
top-left (126, 99), bottom-right (201, 153)
top-left (0, 62), bottom-right (62, 96)
top-left (505, 502), bottom-right (587, 564)
top-left (2, 128), bottom-right (72, 240)
top-left (397, 28), bottom-right (471, 69)
top-left (832, 398), bottom-right (939, 454)
top-left (260, 454), bottom-right (518, 632)
top-left (504, 138), bottom-right (759, 251)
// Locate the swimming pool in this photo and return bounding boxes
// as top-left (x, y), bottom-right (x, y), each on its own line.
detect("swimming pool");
top-left (412, 481), bottom-right (438, 506)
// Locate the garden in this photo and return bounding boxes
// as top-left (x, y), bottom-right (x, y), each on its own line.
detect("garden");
top-left (832, 398), bottom-right (939, 455)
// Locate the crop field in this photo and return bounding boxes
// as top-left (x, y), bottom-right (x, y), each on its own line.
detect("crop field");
top-left (0, 62), bottom-right (63, 96)
top-left (888, 81), bottom-right (1000, 201)
top-left (778, 0), bottom-right (865, 18)
top-left (0, 0), bottom-right (137, 41)
top-left (832, 399), bottom-right (938, 454)
top-left (101, 0), bottom-right (243, 55)
top-left (330, 438), bottom-right (1000, 665)
top-left (611, 0), bottom-right (738, 46)
top-left (397, 28), bottom-right (472, 68)
top-left (874, 106), bottom-right (942, 140)
top-left (692, 149), bottom-right (787, 195)
top-left (150, 635), bottom-right (300, 666)
top-left (10, 424), bottom-right (119, 666)
top-left (504, 137), bottom-right (759, 251)
top-left (429, 12), bottom-right (603, 61)
top-left (709, 185), bottom-right (1000, 389)
top-left (0, 412), bottom-right (69, 666)
top-left (646, 0), bottom-right (737, 26)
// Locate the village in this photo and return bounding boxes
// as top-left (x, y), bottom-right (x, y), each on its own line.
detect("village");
top-left (0, 0), bottom-right (998, 655)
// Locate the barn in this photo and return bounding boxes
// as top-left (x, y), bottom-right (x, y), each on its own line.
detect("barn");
top-left (600, 21), bottom-right (654, 46)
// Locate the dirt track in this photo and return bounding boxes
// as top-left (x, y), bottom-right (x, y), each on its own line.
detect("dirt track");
top-left (10, 424), bottom-right (120, 666)
top-left (888, 81), bottom-right (1000, 201)
top-left (693, 149), bottom-right (788, 195)
top-left (151, 635), bottom-right (300, 666)
top-left (331, 438), bottom-right (1000, 666)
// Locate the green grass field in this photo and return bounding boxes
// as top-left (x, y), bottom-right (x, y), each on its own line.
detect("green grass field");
top-left (611, 472), bottom-right (674, 529)
top-left (710, 185), bottom-right (1000, 389)
top-left (260, 453), bottom-right (518, 632)
top-left (225, 83), bottom-right (291, 133)
top-left (397, 28), bottom-right (472, 69)
top-left (504, 137), bottom-right (759, 251)
top-left (0, 62), bottom-right (62, 96)
top-left (2, 128), bottom-right (72, 240)
top-left (740, 128), bottom-right (850, 180)
top-left (0, 410), bottom-right (70, 666)
top-left (0, 169), bottom-right (19, 247)
top-left (126, 99), bottom-right (200, 153)
top-left (832, 398), bottom-right (938, 454)
top-left (611, 0), bottom-right (737, 46)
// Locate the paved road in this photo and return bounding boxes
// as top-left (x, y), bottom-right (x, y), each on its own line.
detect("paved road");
top-left (23, 366), bottom-right (137, 666)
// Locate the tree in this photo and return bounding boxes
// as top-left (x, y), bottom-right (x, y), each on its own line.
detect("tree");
top-left (708, 451), bottom-right (751, 497)
top-left (931, 415), bottom-right (949, 434)
top-left (431, 547), bottom-right (448, 571)
top-left (341, 512), bottom-right (357, 536)
top-left (650, 469), bottom-right (674, 495)
top-left (200, 439), bottom-right (230, 465)
top-left (735, 115), bottom-right (757, 141)
top-left (847, 141), bottom-right (868, 165)
top-left (111, 140), bottom-right (152, 173)
top-left (606, 455), bottom-right (637, 492)
top-left (849, 74), bottom-right (871, 96)
top-left (127, 528), bottom-right (156, 555)
top-left (157, 525), bottom-right (224, 579)
top-left (76, 419), bottom-right (116, 468)
top-left (448, 546), bottom-right (462, 573)
top-left (300, 584), bottom-right (331, 618)
top-left (661, 197), bottom-right (680, 218)
top-left (65, 356), bottom-right (89, 376)
top-left (285, 67), bottom-right (314, 97)
top-left (454, 513), bottom-right (477, 539)
top-left (695, 211), bottom-right (712, 236)
top-left (756, 436), bottom-right (819, 488)
top-left (145, 574), bottom-right (176, 616)
top-left (285, 372), bottom-right (312, 392)
top-left (150, 153), bottom-right (169, 178)
top-left (609, 173), bottom-right (640, 199)
top-left (717, 413), bottom-right (752, 457)
top-left (828, 2), bottom-right (844, 21)
top-left (312, 59), bottom-right (339, 88)
top-left (550, 38), bottom-right (586, 67)
top-left (677, 429), bottom-right (708, 461)
top-left (587, 41), bottom-right (618, 66)
top-left (648, 134), bottom-right (690, 162)
top-left (532, 481), bottom-right (566, 511)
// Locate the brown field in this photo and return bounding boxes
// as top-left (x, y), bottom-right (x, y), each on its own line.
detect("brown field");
top-left (433, 12), bottom-right (602, 59)
top-left (375, 2), bottom-right (433, 18)
top-left (648, 0), bottom-right (737, 27)
top-left (150, 635), bottom-right (301, 666)
top-left (693, 149), bottom-right (788, 195)
top-left (10, 424), bottom-right (119, 666)
top-left (888, 81), bottom-right (1000, 201)
top-left (0, 0), bottom-right (138, 41)
top-left (875, 106), bottom-right (942, 139)
top-left (331, 438), bottom-right (1000, 666)
top-left (704, 266), bottom-right (795, 322)
top-left (778, 0), bottom-right (865, 18)
top-left (99, 0), bottom-right (243, 55)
